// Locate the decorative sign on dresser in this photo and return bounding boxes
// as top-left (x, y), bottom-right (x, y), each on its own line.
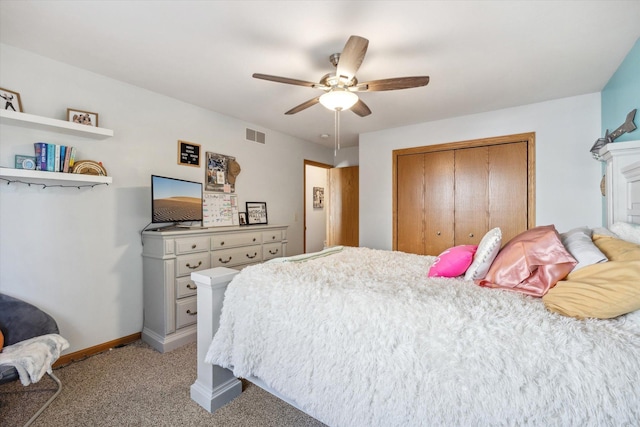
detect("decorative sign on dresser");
top-left (141, 224), bottom-right (288, 352)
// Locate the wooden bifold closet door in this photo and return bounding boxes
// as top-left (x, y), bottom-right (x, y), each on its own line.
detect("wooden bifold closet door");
top-left (394, 133), bottom-right (535, 256)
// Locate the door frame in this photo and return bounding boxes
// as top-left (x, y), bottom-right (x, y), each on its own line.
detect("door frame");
top-left (391, 132), bottom-right (536, 250)
top-left (304, 159), bottom-right (332, 253)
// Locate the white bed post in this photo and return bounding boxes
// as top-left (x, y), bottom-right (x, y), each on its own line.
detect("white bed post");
top-left (190, 267), bottom-right (242, 413)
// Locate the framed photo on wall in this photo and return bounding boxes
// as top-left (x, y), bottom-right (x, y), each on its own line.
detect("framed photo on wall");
top-left (67, 108), bottom-right (98, 127)
top-left (0, 87), bottom-right (23, 112)
top-left (246, 202), bottom-right (268, 225)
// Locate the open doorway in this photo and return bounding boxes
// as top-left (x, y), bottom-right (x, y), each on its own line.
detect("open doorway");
top-left (304, 160), bottom-right (332, 253)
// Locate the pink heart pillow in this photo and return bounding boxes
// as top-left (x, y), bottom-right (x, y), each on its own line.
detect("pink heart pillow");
top-left (428, 245), bottom-right (478, 278)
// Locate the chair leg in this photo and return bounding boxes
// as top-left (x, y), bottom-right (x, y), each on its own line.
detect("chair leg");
top-left (23, 372), bottom-right (62, 427)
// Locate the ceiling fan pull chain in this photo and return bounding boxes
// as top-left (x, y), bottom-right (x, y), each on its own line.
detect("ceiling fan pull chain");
top-left (334, 109), bottom-right (339, 156)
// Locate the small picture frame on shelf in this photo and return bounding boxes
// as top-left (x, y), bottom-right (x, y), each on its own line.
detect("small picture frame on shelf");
top-left (0, 87), bottom-right (23, 112)
top-left (67, 108), bottom-right (98, 127)
top-left (238, 212), bottom-right (247, 226)
top-left (246, 202), bottom-right (268, 225)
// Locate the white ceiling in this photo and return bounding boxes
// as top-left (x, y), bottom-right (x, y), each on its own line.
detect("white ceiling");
top-left (1, 1), bottom-right (639, 148)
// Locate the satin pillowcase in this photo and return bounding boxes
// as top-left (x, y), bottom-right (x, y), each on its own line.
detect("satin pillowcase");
top-left (479, 225), bottom-right (577, 297)
top-left (464, 228), bottom-right (502, 281)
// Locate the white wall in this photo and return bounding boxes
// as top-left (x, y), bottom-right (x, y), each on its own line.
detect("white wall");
top-left (334, 146), bottom-right (359, 167)
top-left (305, 164), bottom-right (328, 252)
top-left (359, 93), bottom-right (603, 250)
top-left (0, 44), bottom-right (333, 354)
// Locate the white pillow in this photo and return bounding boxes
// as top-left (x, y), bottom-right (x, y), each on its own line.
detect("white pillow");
top-left (609, 222), bottom-right (640, 245)
top-left (464, 227), bottom-right (502, 281)
top-left (559, 227), bottom-right (608, 271)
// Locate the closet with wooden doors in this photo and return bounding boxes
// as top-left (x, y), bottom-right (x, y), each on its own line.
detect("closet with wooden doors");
top-left (393, 133), bottom-right (535, 256)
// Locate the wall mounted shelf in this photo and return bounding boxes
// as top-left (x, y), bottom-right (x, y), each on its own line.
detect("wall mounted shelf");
top-left (0, 167), bottom-right (112, 185)
top-left (0, 109), bottom-right (114, 139)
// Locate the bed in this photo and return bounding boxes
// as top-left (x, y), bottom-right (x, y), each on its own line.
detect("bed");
top-left (189, 147), bottom-right (640, 426)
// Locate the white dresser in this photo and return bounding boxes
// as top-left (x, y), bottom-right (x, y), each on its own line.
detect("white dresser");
top-left (141, 224), bottom-right (288, 352)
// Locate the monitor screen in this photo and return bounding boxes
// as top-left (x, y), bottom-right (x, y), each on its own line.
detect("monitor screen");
top-left (151, 175), bottom-right (203, 224)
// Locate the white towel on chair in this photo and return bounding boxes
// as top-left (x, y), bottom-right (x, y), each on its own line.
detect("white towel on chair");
top-left (0, 334), bottom-right (69, 385)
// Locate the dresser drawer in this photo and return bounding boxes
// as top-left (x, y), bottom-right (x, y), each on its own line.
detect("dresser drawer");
top-left (175, 236), bottom-right (210, 255)
top-left (263, 242), bottom-right (283, 261)
top-left (176, 253), bottom-right (211, 276)
top-left (176, 276), bottom-right (198, 299)
top-left (211, 232), bottom-right (262, 249)
top-left (212, 244), bottom-right (262, 268)
top-left (176, 296), bottom-right (197, 329)
top-left (262, 230), bottom-right (282, 243)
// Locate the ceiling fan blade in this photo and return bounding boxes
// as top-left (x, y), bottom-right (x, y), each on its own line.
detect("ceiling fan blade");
top-left (351, 99), bottom-right (372, 117)
top-left (253, 73), bottom-right (317, 88)
top-left (285, 97), bottom-right (320, 115)
top-left (358, 76), bottom-right (430, 92)
top-left (336, 35), bottom-right (369, 81)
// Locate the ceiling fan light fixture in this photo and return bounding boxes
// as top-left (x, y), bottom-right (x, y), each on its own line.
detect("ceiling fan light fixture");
top-left (319, 88), bottom-right (358, 111)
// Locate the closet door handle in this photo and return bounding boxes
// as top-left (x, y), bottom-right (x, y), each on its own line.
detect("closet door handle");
top-left (469, 233), bottom-right (474, 238)
top-left (436, 231), bottom-right (441, 236)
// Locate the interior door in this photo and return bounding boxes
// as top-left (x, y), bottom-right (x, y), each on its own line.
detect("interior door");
top-left (327, 166), bottom-right (359, 247)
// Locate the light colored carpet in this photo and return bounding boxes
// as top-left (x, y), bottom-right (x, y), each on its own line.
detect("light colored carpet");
top-left (0, 340), bottom-right (326, 427)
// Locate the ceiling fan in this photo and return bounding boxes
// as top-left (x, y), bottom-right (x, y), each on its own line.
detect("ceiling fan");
top-left (252, 35), bottom-right (430, 117)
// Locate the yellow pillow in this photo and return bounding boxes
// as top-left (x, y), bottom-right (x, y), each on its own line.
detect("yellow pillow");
top-left (0, 330), bottom-right (3, 352)
top-left (592, 234), bottom-right (640, 261)
top-left (543, 260), bottom-right (640, 319)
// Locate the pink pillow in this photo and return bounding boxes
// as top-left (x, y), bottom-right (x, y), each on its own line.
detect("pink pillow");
top-left (479, 225), bottom-right (577, 297)
top-left (428, 245), bottom-right (478, 277)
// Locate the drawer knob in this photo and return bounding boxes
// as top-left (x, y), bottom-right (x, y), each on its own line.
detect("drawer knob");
top-left (246, 252), bottom-right (257, 259)
top-left (191, 244), bottom-right (197, 249)
top-left (253, 238), bottom-right (256, 241)
top-left (220, 241), bottom-right (225, 246)
top-left (186, 309), bottom-right (197, 316)
top-left (269, 249), bottom-right (279, 255)
top-left (219, 257), bottom-right (232, 264)
top-left (272, 236), bottom-right (276, 240)
top-left (186, 284), bottom-right (197, 290)
top-left (186, 261), bottom-right (202, 269)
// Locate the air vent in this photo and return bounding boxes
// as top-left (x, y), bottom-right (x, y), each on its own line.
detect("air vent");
top-left (246, 128), bottom-right (266, 144)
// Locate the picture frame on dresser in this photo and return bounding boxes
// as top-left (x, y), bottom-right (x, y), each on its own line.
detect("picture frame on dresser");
top-left (238, 212), bottom-right (247, 225)
top-left (246, 202), bottom-right (267, 225)
top-left (0, 87), bottom-right (23, 112)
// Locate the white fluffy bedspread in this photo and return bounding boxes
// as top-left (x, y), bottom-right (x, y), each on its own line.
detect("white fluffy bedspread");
top-left (206, 247), bottom-right (640, 426)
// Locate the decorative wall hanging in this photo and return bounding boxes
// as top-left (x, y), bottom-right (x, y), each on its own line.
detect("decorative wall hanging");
top-left (590, 109), bottom-right (637, 159)
top-left (0, 87), bottom-right (22, 112)
top-left (313, 186), bottom-right (324, 208)
top-left (205, 152), bottom-right (240, 192)
top-left (177, 140), bottom-right (201, 167)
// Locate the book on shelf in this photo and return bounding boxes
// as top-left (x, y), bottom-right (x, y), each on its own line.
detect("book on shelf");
top-left (62, 145), bottom-right (72, 172)
top-left (46, 143), bottom-right (54, 172)
top-left (69, 147), bottom-right (77, 169)
top-left (33, 142), bottom-right (47, 171)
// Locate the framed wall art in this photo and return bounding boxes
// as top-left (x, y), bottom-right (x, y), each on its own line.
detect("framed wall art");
top-left (313, 186), bottom-right (324, 208)
top-left (246, 202), bottom-right (268, 225)
top-left (67, 108), bottom-right (98, 127)
top-left (205, 152), bottom-right (240, 192)
top-left (178, 140), bottom-right (201, 167)
top-left (0, 87), bottom-right (23, 112)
